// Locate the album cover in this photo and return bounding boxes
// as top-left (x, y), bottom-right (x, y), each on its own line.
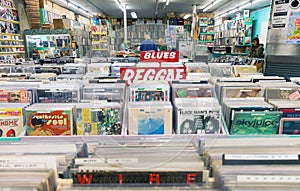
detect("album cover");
top-left (278, 108), bottom-right (300, 135)
top-left (0, 89), bottom-right (32, 103)
top-left (37, 89), bottom-right (79, 103)
top-left (266, 88), bottom-right (300, 101)
top-left (222, 87), bottom-right (265, 100)
top-left (0, 108), bottom-right (23, 137)
top-left (26, 109), bottom-right (72, 136)
top-left (185, 62), bottom-right (209, 74)
top-left (233, 65), bottom-right (258, 77)
top-left (87, 63), bottom-right (111, 75)
top-left (209, 65), bottom-right (233, 77)
top-left (131, 89), bottom-right (167, 102)
top-left (76, 104), bottom-right (121, 135)
top-left (230, 111), bottom-right (282, 135)
top-left (175, 106), bottom-right (220, 134)
top-left (128, 102), bottom-right (172, 135)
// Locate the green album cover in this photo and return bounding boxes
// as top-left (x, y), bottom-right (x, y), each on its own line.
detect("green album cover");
top-left (230, 111), bottom-right (282, 135)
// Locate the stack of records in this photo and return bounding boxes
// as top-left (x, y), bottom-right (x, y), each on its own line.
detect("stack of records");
top-left (171, 83), bottom-right (214, 103)
top-left (37, 84), bottom-right (81, 103)
top-left (29, 73), bottom-right (57, 81)
top-left (34, 65), bottom-right (62, 75)
top-left (268, 100), bottom-right (300, 135)
top-left (208, 63), bottom-right (233, 77)
top-left (129, 81), bottom-right (169, 102)
top-left (111, 62), bottom-right (136, 77)
top-left (25, 103), bottom-right (75, 136)
top-left (215, 81), bottom-right (257, 103)
top-left (86, 62), bottom-right (111, 77)
top-left (233, 65), bottom-right (258, 77)
top-left (56, 74), bottom-right (84, 81)
top-left (185, 62), bottom-right (208, 74)
top-left (127, 102), bottom-right (172, 135)
top-left (81, 83), bottom-right (125, 103)
top-left (0, 103), bottom-right (28, 137)
top-left (222, 99), bottom-right (277, 134)
top-left (75, 102), bottom-right (122, 135)
top-left (62, 63), bottom-right (87, 74)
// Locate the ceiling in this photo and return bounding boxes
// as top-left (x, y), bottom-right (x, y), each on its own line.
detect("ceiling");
top-left (51, 0), bottom-right (271, 19)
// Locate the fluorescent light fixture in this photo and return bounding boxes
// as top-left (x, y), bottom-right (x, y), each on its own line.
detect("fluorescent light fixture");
top-left (68, 2), bottom-right (79, 10)
top-left (203, 0), bottom-right (223, 12)
top-left (252, 0), bottom-right (264, 5)
top-left (239, 2), bottom-right (251, 10)
top-left (131, 12), bottom-right (137, 18)
top-left (166, 0), bottom-right (170, 6)
top-left (114, 0), bottom-right (125, 12)
top-left (183, 14), bottom-right (191, 19)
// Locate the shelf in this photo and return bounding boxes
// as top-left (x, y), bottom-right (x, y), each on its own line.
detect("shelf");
top-left (0, 45), bottom-right (24, 48)
top-left (0, 18), bottom-right (19, 24)
top-left (0, 51), bottom-right (25, 54)
top-left (91, 32), bottom-right (107, 35)
top-left (93, 48), bottom-right (108, 51)
top-left (0, 33), bottom-right (22, 36)
top-left (0, 39), bottom-right (23, 42)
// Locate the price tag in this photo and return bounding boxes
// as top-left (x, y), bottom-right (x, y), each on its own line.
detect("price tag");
top-left (75, 158), bottom-right (105, 165)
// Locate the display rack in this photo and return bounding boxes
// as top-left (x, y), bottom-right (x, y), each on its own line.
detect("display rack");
top-left (91, 18), bottom-right (110, 56)
top-left (198, 13), bottom-right (215, 46)
top-left (214, 17), bottom-right (253, 54)
top-left (0, 0), bottom-right (25, 64)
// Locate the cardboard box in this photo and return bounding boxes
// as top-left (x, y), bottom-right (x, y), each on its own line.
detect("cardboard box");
top-left (53, 19), bottom-right (71, 29)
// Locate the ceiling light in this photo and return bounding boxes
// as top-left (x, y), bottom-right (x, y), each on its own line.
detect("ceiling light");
top-left (239, 2), bottom-right (252, 10)
top-left (203, 0), bottom-right (223, 12)
top-left (131, 12), bottom-right (137, 18)
top-left (203, 4), bottom-right (213, 12)
top-left (166, 0), bottom-right (170, 6)
top-left (114, 0), bottom-right (125, 12)
top-left (68, 2), bottom-right (78, 10)
top-left (183, 14), bottom-right (191, 19)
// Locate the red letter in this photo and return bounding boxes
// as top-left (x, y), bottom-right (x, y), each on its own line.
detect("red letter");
top-left (149, 173), bottom-right (160, 184)
top-left (187, 173), bottom-right (196, 184)
top-left (119, 173), bottom-right (123, 185)
top-left (77, 174), bottom-right (92, 185)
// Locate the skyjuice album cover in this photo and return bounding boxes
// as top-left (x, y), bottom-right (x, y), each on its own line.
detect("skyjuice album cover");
top-left (230, 111), bottom-right (282, 135)
top-left (26, 109), bottom-right (72, 136)
top-left (0, 108), bottom-right (23, 137)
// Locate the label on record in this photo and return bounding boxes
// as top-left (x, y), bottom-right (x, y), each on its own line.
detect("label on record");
top-left (225, 154), bottom-right (298, 160)
top-left (75, 158), bottom-right (105, 165)
top-left (237, 175), bottom-right (300, 183)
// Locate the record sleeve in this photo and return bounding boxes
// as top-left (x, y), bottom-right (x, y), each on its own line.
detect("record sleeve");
top-left (221, 87), bottom-right (265, 105)
top-left (230, 111), bottom-right (282, 135)
top-left (185, 62), bottom-right (209, 74)
top-left (0, 89), bottom-right (33, 103)
top-left (171, 84), bottom-right (214, 103)
top-left (130, 82), bottom-right (170, 102)
top-left (278, 108), bottom-right (300, 135)
top-left (127, 102), bottom-right (172, 135)
top-left (76, 103), bottom-right (121, 135)
top-left (175, 105), bottom-right (220, 134)
top-left (0, 107), bottom-right (24, 137)
top-left (266, 88), bottom-right (300, 101)
top-left (26, 105), bottom-right (74, 136)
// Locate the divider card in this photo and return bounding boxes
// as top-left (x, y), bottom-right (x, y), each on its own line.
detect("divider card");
top-left (230, 111), bottom-right (283, 135)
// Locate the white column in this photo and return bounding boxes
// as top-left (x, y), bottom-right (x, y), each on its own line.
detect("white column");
top-left (191, 4), bottom-right (197, 39)
top-left (123, 4), bottom-right (127, 43)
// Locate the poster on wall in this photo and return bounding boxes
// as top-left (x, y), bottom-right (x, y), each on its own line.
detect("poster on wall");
top-left (287, 11), bottom-right (300, 44)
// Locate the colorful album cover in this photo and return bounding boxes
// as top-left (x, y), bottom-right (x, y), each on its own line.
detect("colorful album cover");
top-left (0, 108), bottom-right (23, 137)
top-left (176, 108), bottom-right (220, 134)
top-left (230, 111), bottom-right (282, 135)
top-left (266, 88), bottom-right (300, 101)
top-left (128, 103), bottom-right (172, 135)
top-left (26, 109), bottom-right (72, 136)
top-left (199, 18), bottom-right (208, 25)
top-left (279, 108), bottom-right (300, 135)
top-left (0, 89), bottom-right (32, 103)
top-left (76, 107), bottom-right (121, 135)
top-left (37, 89), bottom-right (79, 103)
top-left (131, 89), bottom-right (166, 102)
top-left (173, 87), bottom-right (214, 98)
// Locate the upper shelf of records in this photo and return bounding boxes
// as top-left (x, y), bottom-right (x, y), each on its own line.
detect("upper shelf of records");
top-left (214, 16), bottom-right (253, 54)
top-left (0, 0), bottom-right (24, 64)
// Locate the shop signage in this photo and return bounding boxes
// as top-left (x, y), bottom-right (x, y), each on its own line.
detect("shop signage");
top-left (0, 0), bottom-right (13, 8)
top-left (140, 51), bottom-right (179, 63)
top-left (74, 171), bottom-right (204, 185)
top-left (120, 67), bottom-right (186, 84)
